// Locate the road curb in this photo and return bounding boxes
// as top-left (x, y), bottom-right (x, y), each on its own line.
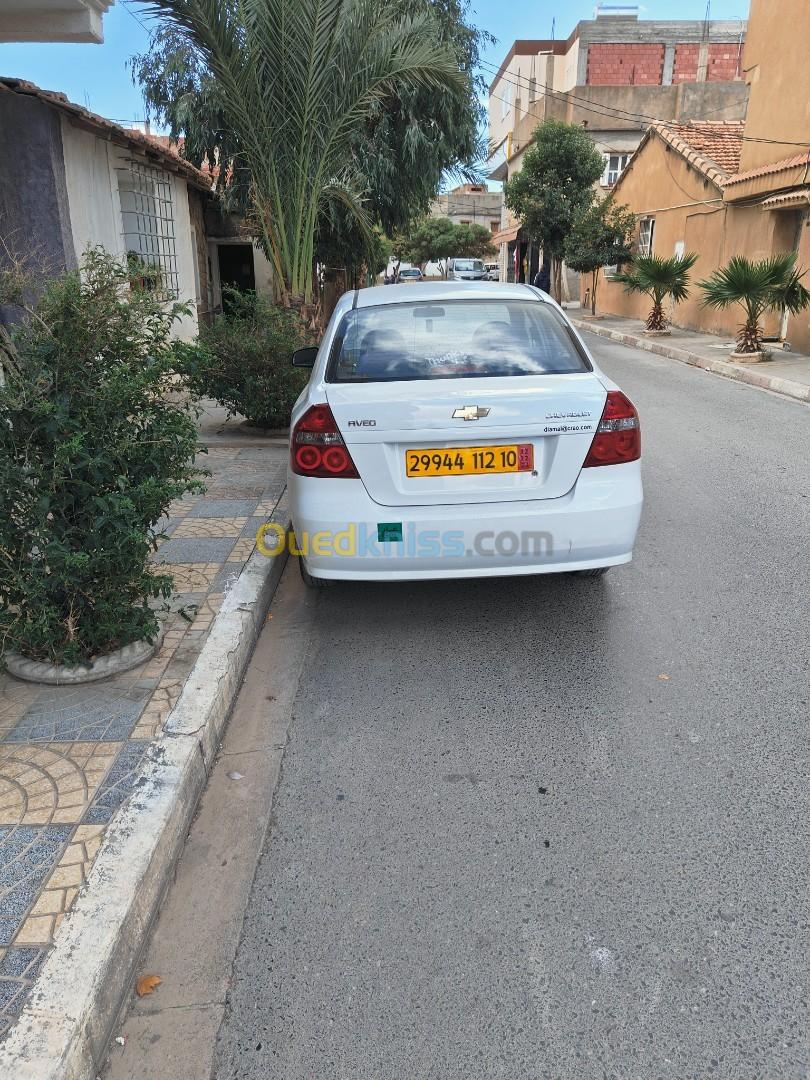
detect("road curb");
top-left (570, 319), bottom-right (810, 405)
top-left (0, 499), bottom-right (291, 1080)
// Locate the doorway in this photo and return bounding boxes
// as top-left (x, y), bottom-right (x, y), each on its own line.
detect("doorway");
top-left (217, 244), bottom-right (256, 312)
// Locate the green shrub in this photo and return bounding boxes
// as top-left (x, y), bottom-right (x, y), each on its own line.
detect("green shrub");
top-left (175, 289), bottom-right (314, 428)
top-left (0, 248), bottom-right (205, 666)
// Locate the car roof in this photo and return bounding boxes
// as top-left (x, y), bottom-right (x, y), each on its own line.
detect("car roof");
top-left (354, 281), bottom-right (544, 308)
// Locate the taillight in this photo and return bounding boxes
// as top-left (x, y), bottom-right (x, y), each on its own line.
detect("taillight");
top-left (583, 391), bottom-right (641, 467)
top-left (291, 404), bottom-right (359, 478)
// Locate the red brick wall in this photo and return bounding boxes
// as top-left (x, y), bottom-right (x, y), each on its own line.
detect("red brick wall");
top-left (706, 43), bottom-right (740, 80)
top-left (673, 42), bottom-right (740, 83)
top-left (586, 43), bottom-right (665, 86)
top-left (672, 43), bottom-right (699, 83)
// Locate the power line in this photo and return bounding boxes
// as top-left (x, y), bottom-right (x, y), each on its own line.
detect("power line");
top-left (483, 59), bottom-right (747, 133)
top-left (481, 59), bottom-right (810, 149)
top-left (121, 0), bottom-right (150, 32)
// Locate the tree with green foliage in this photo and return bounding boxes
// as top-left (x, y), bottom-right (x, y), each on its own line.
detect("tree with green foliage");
top-left (504, 120), bottom-right (605, 301)
top-left (401, 217), bottom-right (459, 274)
top-left (138, 0), bottom-right (465, 310)
top-left (615, 252), bottom-right (699, 332)
top-left (564, 197), bottom-right (636, 316)
top-left (698, 252), bottom-right (810, 355)
top-left (132, 1), bottom-right (490, 295)
top-left (396, 217), bottom-right (495, 276)
top-left (454, 222), bottom-right (497, 261)
top-left (0, 249), bottom-right (204, 666)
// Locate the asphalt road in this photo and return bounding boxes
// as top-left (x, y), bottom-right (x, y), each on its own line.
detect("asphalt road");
top-left (214, 339), bottom-right (810, 1080)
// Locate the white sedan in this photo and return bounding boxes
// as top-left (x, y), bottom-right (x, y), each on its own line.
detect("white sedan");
top-left (288, 282), bottom-right (642, 585)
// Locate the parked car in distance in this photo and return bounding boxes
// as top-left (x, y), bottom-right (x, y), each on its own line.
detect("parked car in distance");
top-left (288, 282), bottom-right (643, 586)
top-left (448, 258), bottom-right (487, 281)
top-left (398, 267), bottom-right (423, 283)
top-left (484, 262), bottom-right (500, 281)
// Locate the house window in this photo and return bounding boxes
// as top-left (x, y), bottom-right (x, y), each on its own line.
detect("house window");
top-left (638, 217), bottom-right (655, 257)
top-left (490, 220), bottom-right (500, 232)
top-left (117, 159), bottom-right (179, 299)
top-left (601, 153), bottom-right (631, 187)
top-left (500, 80), bottom-right (512, 118)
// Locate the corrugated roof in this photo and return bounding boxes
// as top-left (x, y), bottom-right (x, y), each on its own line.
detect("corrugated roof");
top-left (0, 76), bottom-right (213, 191)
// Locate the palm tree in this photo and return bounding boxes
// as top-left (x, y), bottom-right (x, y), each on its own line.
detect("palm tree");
top-left (141, 0), bottom-right (464, 310)
top-left (615, 253), bottom-right (698, 332)
top-left (698, 253), bottom-right (810, 355)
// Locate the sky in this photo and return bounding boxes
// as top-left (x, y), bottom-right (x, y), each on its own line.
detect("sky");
top-left (0, 0), bottom-right (749, 124)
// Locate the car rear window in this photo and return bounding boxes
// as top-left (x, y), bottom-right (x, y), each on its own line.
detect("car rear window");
top-left (327, 299), bottom-right (590, 382)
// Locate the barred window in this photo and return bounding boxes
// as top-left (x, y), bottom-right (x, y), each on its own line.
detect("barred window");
top-left (117, 160), bottom-right (179, 298)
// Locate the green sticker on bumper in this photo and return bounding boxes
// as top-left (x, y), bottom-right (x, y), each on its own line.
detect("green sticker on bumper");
top-left (377, 522), bottom-right (403, 543)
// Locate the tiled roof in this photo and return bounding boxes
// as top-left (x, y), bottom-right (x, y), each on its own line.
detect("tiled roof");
top-left (0, 77), bottom-right (212, 191)
top-left (724, 151), bottom-right (810, 186)
top-left (760, 186), bottom-right (810, 208)
top-left (651, 120), bottom-right (745, 184)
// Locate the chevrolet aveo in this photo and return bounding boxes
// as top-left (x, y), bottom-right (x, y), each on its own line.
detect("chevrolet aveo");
top-left (288, 282), bottom-right (642, 586)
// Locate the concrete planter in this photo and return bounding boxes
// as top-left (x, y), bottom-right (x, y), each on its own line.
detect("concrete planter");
top-left (5, 625), bottom-right (164, 685)
top-left (729, 350), bottom-right (767, 364)
top-left (643, 328), bottom-right (671, 337)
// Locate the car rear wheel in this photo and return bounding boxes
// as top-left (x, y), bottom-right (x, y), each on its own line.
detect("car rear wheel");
top-left (573, 566), bottom-right (611, 578)
top-left (299, 558), bottom-right (332, 589)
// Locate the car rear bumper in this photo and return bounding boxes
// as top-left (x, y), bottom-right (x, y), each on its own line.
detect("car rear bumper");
top-left (286, 461), bottom-right (642, 581)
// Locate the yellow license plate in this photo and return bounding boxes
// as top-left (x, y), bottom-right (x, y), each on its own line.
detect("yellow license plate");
top-left (405, 444), bottom-right (534, 477)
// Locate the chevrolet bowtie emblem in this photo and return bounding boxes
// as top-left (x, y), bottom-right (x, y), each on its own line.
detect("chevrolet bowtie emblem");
top-left (452, 405), bottom-right (490, 421)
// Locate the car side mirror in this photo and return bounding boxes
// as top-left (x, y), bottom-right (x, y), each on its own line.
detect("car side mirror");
top-left (291, 346), bottom-right (319, 368)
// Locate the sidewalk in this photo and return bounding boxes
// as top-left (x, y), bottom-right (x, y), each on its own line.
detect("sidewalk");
top-left (568, 313), bottom-right (810, 404)
top-left (0, 405), bottom-right (288, 1041)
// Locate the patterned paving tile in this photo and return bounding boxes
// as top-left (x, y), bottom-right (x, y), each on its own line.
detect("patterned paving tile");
top-left (153, 537), bottom-right (237, 564)
top-left (188, 594), bottom-right (224, 632)
top-left (0, 743), bottom-right (119, 825)
top-left (0, 700), bottom-right (32, 743)
top-left (189, 498), bottom-right (258, 518)
top-left (14, 825), bottom-right (105, 945)
top-left (83, 743), bottom-right (150, 826)
top-left (167, 497), bottom-right (197, 516)
top-left (171, 517), bottom-right (247, 538)
top-left (227, 538), bottom-right (256, 563)
top-left (131, 680), bottom-right (185, 740)
top-left (212, 564), bottom-right (245, 594)
top-left (0, 825), bottom-right (72, 946)
top-left (0, 946), bottom-right (47, 1036)
top-left (5, 688), bottom-right (148, 744)
top-left (255, 497), bottom-right (283, 516)
top-left (241, 515), bottom-right (270, 539)
top-left (205, 484), bottom-right (266, 499)
top-left (163, 563), bottom-right (221, 592)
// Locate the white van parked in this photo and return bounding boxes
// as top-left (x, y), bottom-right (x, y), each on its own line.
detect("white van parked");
top-left (447, 258), bottom-right (487, 281)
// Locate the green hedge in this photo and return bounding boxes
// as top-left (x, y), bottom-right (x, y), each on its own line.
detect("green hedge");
top-left (175, 289), bottom-right (315, 429)
top-left (0, 249), bottom-right (205, 666)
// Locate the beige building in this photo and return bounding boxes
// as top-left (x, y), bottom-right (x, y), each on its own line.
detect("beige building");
top-left (488, 8), bottom-right (749, 284)
top-left (0, 0), bottom-right (113, 42)
top-left (596, 0), bottom-right (810, 354)
top-left (430, 184), bottom-right (502, 233)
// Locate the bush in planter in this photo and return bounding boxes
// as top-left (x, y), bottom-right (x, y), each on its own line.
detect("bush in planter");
top-left (0, 248), bottom-right (205, 667)
top-left (175, 289), bottom-right (315, 429)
